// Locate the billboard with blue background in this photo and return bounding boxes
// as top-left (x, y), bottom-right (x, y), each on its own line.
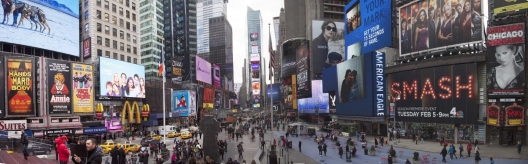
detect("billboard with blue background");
top-left (298, 80), bottom-right (329, 114)
top-left (99, 57), bottom-right (146, 98)
top-left (322, 51), bottom-right (385, 116)
top-left (344, 0), bottom-right (392, 56)
top-left (267, 84), bottom-right (281, 104)
top-left (172, 90), bottom-right (190, 117)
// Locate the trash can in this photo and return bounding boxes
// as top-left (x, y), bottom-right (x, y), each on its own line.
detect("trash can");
top-left (287, 140), bottom-right (292, 148)
top-left (363, 148), bottom-right (368, 155)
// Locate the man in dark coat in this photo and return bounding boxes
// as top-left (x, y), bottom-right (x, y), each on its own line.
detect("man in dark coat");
top-left (298, 141), bottom-right (302, 152)
top-left (118, 146), bottom-right (126, 164)
top-left (441, 146), bottom-right (448, 162)
top-left (110, 146), bottom-right (119, 164)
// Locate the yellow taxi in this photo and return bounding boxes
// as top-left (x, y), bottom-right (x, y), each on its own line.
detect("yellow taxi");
top-left (151, 135), bottom-right (162, 140)
top-left (102, 147), bottom-right (113, 154)
top-left (99, 141), bottom-right (120, 149)
top-left (180, 132), bottom-right (192, 139)
top-left (167, 132), bottom-right (181, 138)
top-left (122, 144), bottom-right (141, 153)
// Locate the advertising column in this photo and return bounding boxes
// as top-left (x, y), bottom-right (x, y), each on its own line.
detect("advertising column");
top-left (72, 63), bottom-right (94, 113)
top-left (6, 57), bottom-right (35, 116)
top-left (47, 59), bottom-right (72, 114)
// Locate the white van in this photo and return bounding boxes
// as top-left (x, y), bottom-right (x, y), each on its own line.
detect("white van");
top-left (158, 126), bottom-right (177, 135)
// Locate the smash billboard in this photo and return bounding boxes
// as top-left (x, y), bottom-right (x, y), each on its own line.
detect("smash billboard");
top-left (387, 63), bottom-right (478, 124)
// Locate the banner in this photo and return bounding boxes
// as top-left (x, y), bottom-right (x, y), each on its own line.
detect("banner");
top-left (387, 63), bottom-right (478, 124)
top-left (213, 64), bottom-right (221, 88)
top-left (196, 56), bottom-right (212, 84)
top-left (487, 98), bottom-right (525, 127)
top-left (72, 63), bottom-right (94, 113)
top-left (494, 0), bottom-right (528, 16)
top-left (295, 40), bottom-right (311, 99)
top-left (0, 56), bottom-right (4, 117)
top-left (486, 23), bottom-right (525, 96)
top-left (311, 20), bottom-right (345, 77)
top-left (6, 57), bottom-right (34, 116)
top-left (292, 74), bottom-right (297, 109)
top-left (172, 90), bottom-right (190, 116)
top-left (47, 59), bottom-right (72, 114)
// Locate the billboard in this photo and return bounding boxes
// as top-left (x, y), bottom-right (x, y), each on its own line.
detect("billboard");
top-left (214, 91), bottom-right (222, 110)
top-left (387, 63), bottom-right (478, 124)
top-left (83, 38), bottom-right (91, 59)
top-left (203, 88), bottom-right (214, 110)
top-left (295, 40), bottom-right (311, 99)
top-left (0, 0), bottom-right (79, 56)
top-left (196, 56), bottom-right (212, 84)
top-left (494, 0), bottom-right (527, 16)
top-left (486, 23), bottom-right (525, 96)
top-left (281, 54), bottom-right (296, 78)
top-left (487, 98), bottom-right (525, 127)
top-left (322, 51), bottom-right (385, 116)
top-left (298, 80), bottom-right (329, 114)
top-left (252, 82), bottom-right (261, 95)
top-left (213, 64), bottom-right (221, 88)
top-left (47, 59), bottom-right (72, 114)
top-left (250, 33), bottom-right (259, 41)
top-left (328, 91), bottom-right (336, 114)
top-left (345, 0), bottom-right (392, 55)
top-left (6, 57), bottom-right (35, 116)
top-left (267, 84), bottom-right (281, 104)
top-left (282, 77), bottom-right (293, 109)
top-left (252, 63), bottom-right (259, 70)
top-left (99, 57), bottom-right (146, 98)
top-left (0, 56), bottom-right (4, 117)
top-left (71, 63), bottom-right (94, 113)
top-left (398, 0), bottom-right (482, 56)
top-left (311, 20), bottom-right (345, 77)
top-left (172, 90), bottom-right (195, 117)
top-left (189, 91), bottom-right (197, 117)
top-left (250, 54), bottom-right (260, 63)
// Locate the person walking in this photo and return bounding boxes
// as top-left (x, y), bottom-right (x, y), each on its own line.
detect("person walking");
top-left (338, 146), bottom-right (343, 158)
top-left (318, 144), bottom-right (323, 155)
top-left (458, 143), bottom-right (464, 158)
top-left (440, 146), bottom-right (447, 162)
top-left (298, 141), bottom-right (302, 152)
top-left (448, 145), bottom-right (455, 160)
top-left (467, 143), bottom-right (472, 157)
top-left (490, 157), bottom-right (495, 164)
top-left (20, 130), bottom-right (30, 160)
top-left (345, 144), bottom-right (350, 153)
top-left (517, 140), bottom-right (522, 154)
top-left (323, 144), bottom-right (327, 156)
top-left (375, 138), bottom-right (378, 147)
top-left (474, 151), bottom-right (481, 164)
top-left (55, 136), bottom-right (70, 164)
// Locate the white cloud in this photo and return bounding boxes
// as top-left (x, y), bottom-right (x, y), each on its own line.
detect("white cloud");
top-left (227, 0), bottom-right (283, 83)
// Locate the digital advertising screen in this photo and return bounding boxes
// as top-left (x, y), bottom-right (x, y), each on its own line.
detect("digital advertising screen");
top-left (99, 57), bottom-right (146, 98)
top-left (252, 63), bottom-right (259, 70)
top-left (267, 84), bottom-right (281, 104)
top-left (487, 98), bottom-right (525, 127)
top-left (0, 0), bottom-right (79, 56)
top-left (494, 0), bottom-right (527, 16)
top-left (196, 56), bottom-right (212, 84)
top-left (250, 54), bottom-right (260, 63)
top-left (298, 80), bottom-right (329, 114)
top-left (387, 63), bottom-right (478, 124)
top-left (295, 40), bottom-right (312, 99)
top-left (47, 59), bottom-right (72, 114)
top-left (172, 90), bottom-right (191, 116)
top-left (311, 20), bottom-right (345, 77)
top-left (71, 63), bottom-right (94, 113)
top-left (337, 52), bottom-right (366, 102)
top-left (202, 88), bottom-right (214, 110)
top-left (214, 91), bottom-right (222, 110)
top-left (280, 54), bottom-right (296, 78)
top-left (250, 33), bottom-right (259, 41)
top-left (486, 23), bottom-right (525, 97)
top-left (345, 0), bottom-right (392, 55)
top-left (213, 64), bottom-right (221, 88)
top-left (6, 57), bottom-right (35, 116)
top-left (188, 91), bottom-right (197, 117)
top-left (398, 0), bottom-right (482, 56)
top-left (282, 77), bottom-right (293, 109)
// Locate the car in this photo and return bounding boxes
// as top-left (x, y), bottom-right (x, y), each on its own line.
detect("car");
top-left (167, 132), bottom-right (180, 138)
top-left (151, 135), bottom-right (162, 140)
top-left (102, 146), bottom-right (113, 154)
top-left (122, 144), bottom-right (141, 153)
top-left (140, 138), bottom-right (154, 146)
top-left (180, 132), bottom-right (192, 139)
top-left (99, 141), bottom-right (120, 149)
top-left (27, 144), bottom-right (52, 156)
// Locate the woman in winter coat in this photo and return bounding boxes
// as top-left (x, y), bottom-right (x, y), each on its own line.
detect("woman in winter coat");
top-left (474, 151), bottom-right (481, 164)
top-left (440, 146), bottom-right (448, 162)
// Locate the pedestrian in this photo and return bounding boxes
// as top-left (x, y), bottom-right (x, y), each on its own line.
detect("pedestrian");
top-left (55, 136), bottom-right (70, 164)
top-left (345, 144), bottom-right (350, 153)
top-left (20, 130), bottom-right (30, 160)
top-left (474, 151), bottom-right (481, 164)
top-left (261, 140), bottom-right (265, 149)
top-left (199, 131), bottom-right (202, 139)
top-left (318, 144), bottom-right (322, 155)
top-left (375, 138), bottom-right (378, 147)
top-left (119, 146), bottom-right (126, 164)
top-left (474, 145), bottom-right (479, 154)
top-left (490, 157), bottom-right (494, 164)
top-left (323, 144), bottom-right (327, 156)
top-left (298, 141), bottom-right (302, 152)
top-left (458, 143), bottom-right (464, 158)
top-left (356, 132), bottom-right (360, 141)
top-left (448, 145), bottom-right (454, 160)
top-left (440, 136), bottom-right (445, 146)
top-left (71, 139), bottom-right (102, 164)
top-left (467, 143), bottom-right (472, 157)
top-left (156, 155), bottom-right (165, 164)
top-left (338, 146), bottom-right (343, 158)
top-left (380, 136), bottom-right (384, 146)
top-left (517, 140), bottom-right (522, 154)
top-left (388, 155), bottom-right (393, 164)
top-left (440, 146), bottom-right (447, 162)
top-left (405, 159), bottom-right (411, 164)
top-left (171, 153), bottom-right (176, 164)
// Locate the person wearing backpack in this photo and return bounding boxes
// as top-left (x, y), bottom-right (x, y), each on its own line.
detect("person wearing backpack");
top-left (458, 143), bottom-right (464, 158)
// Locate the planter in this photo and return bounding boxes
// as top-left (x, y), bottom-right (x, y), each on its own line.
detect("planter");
top-left (369, 151), bottom-right (376, 156)
top-left (392, 156), bottom-right (397, 163)
top-left (412, 160), bottom-right (420, 164)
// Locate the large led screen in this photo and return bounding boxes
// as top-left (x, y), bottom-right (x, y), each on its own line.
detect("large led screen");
top-left (47, 59), bottom-right (72, 114)
top-left (213, 64), bottom-right (221, 88)
top-left (99, 57), bottom-right (146, 98)
top-left (486, 23), bottom-right (525, 96)
top-left (196, 56), bottom-right (212, 84)
top-left (172, 90), bottom-right (195, 117)
top-left (398, 0), bottom-right (483, 57)
top-left (295, 40), bottom-right (311, 99)
top-left (203, 88), bottom-right (214, 110)
top-left (6, 57), bottom-right (35, 116)
top-left (494, 0), bottom-right (527, 16)
top-left (387, 63), bottom-right (478, 124)
top-left (298, 80), bottom-right (329, 114)
top-left (267, 84), bottom-right (281, 104)
top-left (311, 20), bottom-right (345, 77)
top-left (281, 54), bottom-right (296, 78)
top-left (345, 0), bottom-right (392, 55)
top-left (0, 0), bottom-right (79, 56)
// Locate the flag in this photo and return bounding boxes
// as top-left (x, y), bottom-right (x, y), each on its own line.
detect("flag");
top-left (268, 31), bottom-right (275, 80)
top-left (158, 54), bottom-right (164, 77)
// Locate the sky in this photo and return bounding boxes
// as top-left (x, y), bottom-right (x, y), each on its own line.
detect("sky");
top-left (56, 0), bottom-right (79, 14)
top-left (227, 0), bottom-right (284, 84)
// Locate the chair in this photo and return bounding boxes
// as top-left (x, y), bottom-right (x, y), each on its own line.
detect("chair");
top-left (399, 150), bottom-right (404, 157)
top-left (381, 157), bottom-right (388, 164)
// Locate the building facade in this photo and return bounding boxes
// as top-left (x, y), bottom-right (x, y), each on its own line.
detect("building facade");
top-left (197, 0), bottom-right (228, 60)
top-left (208, 16), bottom-right (233, 89)
top-left (139, 0), bottom-right (164, 77)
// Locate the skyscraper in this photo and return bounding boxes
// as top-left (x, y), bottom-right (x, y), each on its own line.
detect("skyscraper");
top-left (208, 16), bottom-right (233, 90)
top-left (139, 0), bottom-right (164, 77)
top-left (247, 7), bottom-right (262, 108)
top-left (197, 0), bottom-right (228, 60)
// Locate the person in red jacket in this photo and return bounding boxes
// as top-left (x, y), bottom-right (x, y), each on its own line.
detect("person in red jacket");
top-left (56, 136), bottom-right (71, 164)
top-left (466, 143), bottom-right (472, 157)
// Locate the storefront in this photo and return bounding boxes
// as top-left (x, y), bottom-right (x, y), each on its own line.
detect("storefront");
top-left (0, 120), bottom-right (29, 138)
top-left (485, 98), bottom-right (526, 145)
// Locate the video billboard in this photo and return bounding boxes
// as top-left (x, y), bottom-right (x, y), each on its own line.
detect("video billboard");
top-left (345, 0), bottom-right (392, 55)
top-left (83, 38), bottom-right (91, 59)
top-left (267, 84), bottom-right (281, 104)
top-left (71, 63), bottom-right (94, 113)
top-left (295, 40), bottom-right (312, 99)
top-left (398, 0), bottom-right (482, 56)
top-left (282, 77), bottom-right (294, 109)
top-left (250, 54), bottom-right (260, 63)
top-left (298, 80), bottom-right (329, 114)
top-left (203, 88), bottom-right (214, 110)
top-left (189, 91), bottom-right (197, 117)
top-left (99, 57), bottom-right (145, 98)
top-left (213, 64), bottom-right (221, 88)
top-left (0, 0), bottom-right (79, 56)
top-left (47, 59), bottom-right (72, 114)
top-left (486, 23), bottom-right (525, 96)
top-left (337, 53), bottom-right (366, 102)
top-left (0, 56), bottom-right (4, 117)
top-left (196, 56), bottom-right (212, 84)
top-left (250, 33), bottom-right (259, 41)
top-left (172, 90), bottom-right (194, 117)
top-left (487, 98), bottom-right (525, 127)
top-left (311, 20), bottom-right (345, 77)
top-left (281, 54), bottom-right (296, 78)
top-left (214, 91), bottom-right (222, 110)
top-left (494, 0), bottom-right (527, 16)
top-left (6, 57), bottom-right (35, 116)
top-left (387, 63), bottom-right (478, 124)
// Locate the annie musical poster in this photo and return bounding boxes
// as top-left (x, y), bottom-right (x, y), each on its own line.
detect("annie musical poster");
top-left (6, 57), bottom-right (35, 116)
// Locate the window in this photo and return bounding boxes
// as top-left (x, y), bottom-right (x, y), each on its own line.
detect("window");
top-left (105, 38), bottom-right (110, 47)
top-left (96, 23), bottom-right (101, 32)
top-left (112, 4), bottom-right (116, 12)
top-left (84, 0), bottom-right (88, 7)
top-left (133, 58), bottom-right (137, 64)
top-left (132, 25), bottom-right (136, 32)
top-left (132, 35), bottom-right (136, 43)
top-left (119, 7), bottom-right (123, 15)
top-left (113, 53), bottom-right (118, 59)
top-left (113, 40), bottom-right (117, 49)
top-left (126, 0), bottom-right (129, 7)
top-left (96, 10), bottom-right (101, 19)
top-left (112, 28), bottom-right (117, 37)
top-left (119, 19), bottom-right (123, 27)
top-left (97, 49), bottom-right (102, 56)
top-left (104, 1), bottom-right (109, 10)
top-left (104, 13), bottom-right (109, 22)
top-left (120, 31), bottom-right (124, 39)
top-left (97, 0), bottom-right (101, 6)
top-left (105, 25), bottom-right (109, 34)
top-left (127, 45), bottom-right (131, 53)
top-left (120, 54), bottom-right (124, 61)
top-left (120, 43), bottom-right (124, 51)
top-left (105, 51), bottom-right (110, 57)
top-left (112, 16), bottom-right (116, 25)
top-left (127, 56), bottom-right (131, 62)
top-left (131, 2), bottom-right (136, 10)
top-left (132, 13), bottom-right (136, 21)
top-left (119, 0), bottom-right (123, 4)
top-left (126, 33), bottom-right (130, 41)
top-left (126, 22), bottom-right (130, 30)
top-left (84, 10), bottom-right (88, 20)
top-left (97, 36), bottom-right (102, 45)
top-left (126, 10), bottom-right (129, 18)
top-left (133, 47), bottom-right (137, 55)
top-left (85, 23), bottom-right (89, 34)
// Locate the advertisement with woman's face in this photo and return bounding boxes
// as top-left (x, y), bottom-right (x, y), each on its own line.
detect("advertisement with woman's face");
top-left (99, 57), bottom-right (146, 98)
top-left (336, 54), bottom-right (365, 103)
top-left (311, 20), bottom-right (345, 78)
